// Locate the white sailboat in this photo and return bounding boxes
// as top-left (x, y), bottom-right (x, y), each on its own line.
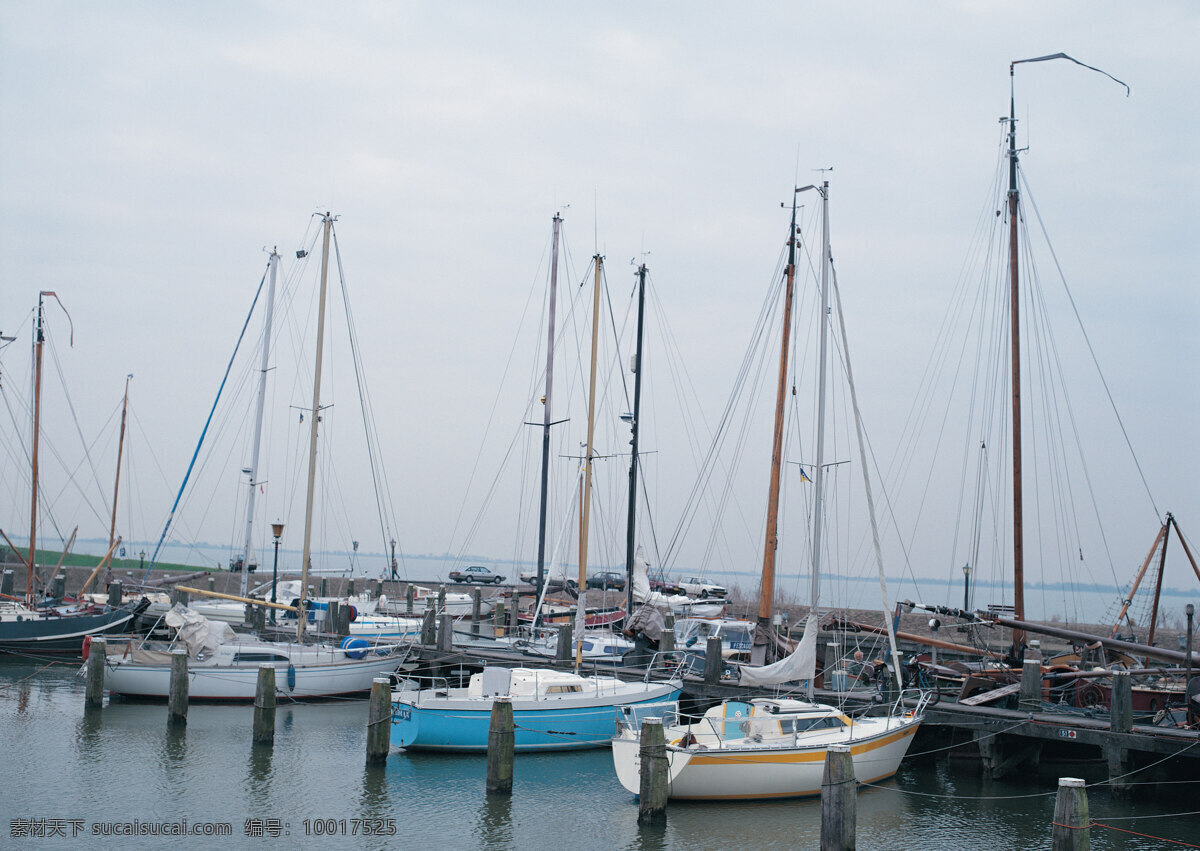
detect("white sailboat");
top-left (101, 215), bottom-right (399, 699)
top-left (612, 183), bottom-right (927, 799)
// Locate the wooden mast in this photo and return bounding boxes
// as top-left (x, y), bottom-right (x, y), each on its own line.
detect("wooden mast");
top-left (26, 293), bottom-right (50, 606)
top-left (298, 214), bottom-right (333, 643)
top-left (624, 263), bottom-right (647, 618)
top-left (1110, 520), bottom-right (1167, 638)
top-left (754, 191), bottom-right (800, 663)
top-left (1147, 513), bottom-right (1173, 646)
top-left (107, 374), bottom-right (132, 564)
top-left (1007, 63), bottom-right (1027, 655)
top-left (576, 254), bottom-right (603, 669)
top-left (535, 215), bottom-right (562, 595)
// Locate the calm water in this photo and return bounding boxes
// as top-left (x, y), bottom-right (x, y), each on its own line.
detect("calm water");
top-left (1, 657), bottom-right (1194, 849)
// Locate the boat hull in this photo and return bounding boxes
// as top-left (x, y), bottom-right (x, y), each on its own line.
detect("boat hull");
top-left (392, 682), bottom-right (681, 752)
top-left (0, 606), bottom-right (138, 655)
top-left (103, 649), bottom-right (398, 701)
top-left (611, 717), bottom-right (920, 800)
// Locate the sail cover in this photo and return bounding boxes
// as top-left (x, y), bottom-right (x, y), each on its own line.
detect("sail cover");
top-left (736, 612), bottom-right (818, 687)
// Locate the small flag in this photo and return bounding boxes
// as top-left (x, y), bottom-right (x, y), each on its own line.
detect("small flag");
top-left (799, 469), bottom-right (811, 483)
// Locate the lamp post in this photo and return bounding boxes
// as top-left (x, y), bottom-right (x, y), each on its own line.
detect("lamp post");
top-left (962, 563), bottom-right (972, 612)
top-left (139, 550), bottom-right (146, 573)
top-left (1186, 603), bottom-right (1194, 705)
top-left (390, 537), bottom-right (397, 580)
top-left (270, 522), bottom-right (284, 626)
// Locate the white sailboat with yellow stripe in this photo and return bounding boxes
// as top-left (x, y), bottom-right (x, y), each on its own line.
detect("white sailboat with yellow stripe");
top-left (612, 181), bottom-right (927, 800)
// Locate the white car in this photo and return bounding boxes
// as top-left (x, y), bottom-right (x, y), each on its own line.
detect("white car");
top-left (678, 576), bottom-right (726, 598)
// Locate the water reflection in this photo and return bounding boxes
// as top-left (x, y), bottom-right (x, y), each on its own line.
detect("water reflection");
top-left (475, 792), bottom-right (513, 847)
top-left (246, 744), bottom-right (274, 799)
top-left (359, 763), bottom-right (388, 819)
top-left (162, 723), bottom-right (187, 766)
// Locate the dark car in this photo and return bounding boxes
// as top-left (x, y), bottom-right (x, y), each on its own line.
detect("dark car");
top-left (587, 571), bottom-right (626, 591)
top-left (650, 577), bottom-right (684, 596)
top-left (448, 565), bottom-right (505, 584)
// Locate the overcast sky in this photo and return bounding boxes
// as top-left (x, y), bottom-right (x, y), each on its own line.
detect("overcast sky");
top-left (1, 2), bottom-right (1196, 611)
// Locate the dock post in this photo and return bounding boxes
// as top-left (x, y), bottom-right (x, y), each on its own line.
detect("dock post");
top-left (703, 636), bottom-right (723, 684)
top-left (637, 717), bottom-right (668, 825)
top-left (437, 584), bottom-right (447, 614)
top-left (508, 589), bottom-right (519, 633)
top-left (107, 581), bottom-right (122, 606)
top-left (207, 576), bottom-right (215, 592)
top-left (373, 579), bottom-right (382, 599)
top-left (405, 584), bottom-right (414, 616)
top-left (366, 677), bottom-right (391, 765)
top-left (494, 600), bottom-right (506, 637)
top-left (1051, 777), bottom-right (1089, 850)
top-left (820, 744), bottom-right (855, 851)
top-left (348, 578), bottom-right (356, 597)
top-left (1, 569), bottom-right (12, 597)
top-left (168, 649), bottom-right (188, 726)
top-left (1019, 658), bottom-right (1042, 711)
top-left (1109, 670), bottom-right (1132, 733)
top-left (253, 604), bottom-right (266, 633)
top-left (437, 613), bottom-right (454, 652)
top-left (657, 628), bottom-right (675, 667)
top-left (320, 577), bottom-right (328, 597)
top-left (471, 588), bottom-right (482, 635)
top-left (338, 604), bottom-right (352, 638)
top-left (420, 608), bottom-right (436, 645)
top-left (486, 696), bottom-right (514, 794)
top-left (85, 638), bottom-right (106, 708)
top-left (327, 601), bottom-right (341, 638)
top-left (556, 624), bottom-right (573, 666)
top-left (253, 664), bottom-right (276, 745)
top-left (51, 574), bottom-right (66, 600)
top-left (172, 586), bottom-right (188, 607)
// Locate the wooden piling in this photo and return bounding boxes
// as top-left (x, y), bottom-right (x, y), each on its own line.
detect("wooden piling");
top-left (253, 665), bottom-right (276, 745)
top-left (508, 589), bottom-right (519, 634)
top-left (51, 574), bottom-right (66, 600)
top-left (658, 628), bottom-right (675, 660)
top-left (337, 603), bottom-right (352, 637)
top-left (1109, 670), bottom-right (1132, 734)
top-left (405, 584), bottom-right (415, 615)
top-left (437, 584), bottom-right (447, 614)
top-left (703, 636), bottom-right (723, 684)
top-left (420, 609), bottom-right (436, 645)
top-left (327, 601), bottom-right (341, 637)
top-left (637, 717), bottom-right (668, 825)
top-left (556, 624), bottom-right (573, 666)
top-left (437, 613), bottom-right (454, 652)
top-left (107, 581), bottom-right (122, 606)
top-left (1051, 777), bottom-right (1089, 850)
top-left (207, 577), bottom-right (215, 592)
top-left (486, 697), bottom-right (514, 794)
top-left (471, 588), bottom-right (482, 635)
top-left (172, 586), bottom-right (189, 607)
top-left (320, 577), bottom-right (328, 597)
top-left (168, 649), bottom-right (188, 726)
top-left (366, 677), bottom-right (391, 765)
top-left (348, 579), bottom-right (356, 597)
top-left (373, 579), bottom-right (382, 599)
top-left (494, 600), bottom-right (506, 637)
top-left (85, 638), bottom-right (106, 708)
top-left (820, 744), bottom-right (855, 851)
top-left (1019, 658), bottom-right (1042, 711)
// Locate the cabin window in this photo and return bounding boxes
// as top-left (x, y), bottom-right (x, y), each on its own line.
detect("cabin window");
top-left (780, 716), bottom-right (847, 733)
top-left (546, 685), bottom-right (583, 694)
top-left (233, 653), bottom-right (290, 664)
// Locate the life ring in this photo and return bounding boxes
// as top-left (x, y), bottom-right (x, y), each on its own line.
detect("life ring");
top-left (81, 635), bottom-right (92, 660)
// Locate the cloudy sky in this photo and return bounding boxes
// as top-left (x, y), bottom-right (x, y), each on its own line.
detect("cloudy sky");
top-left (1, 2), bottom-right (1196, 612)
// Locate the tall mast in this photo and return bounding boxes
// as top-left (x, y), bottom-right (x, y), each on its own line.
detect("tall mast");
top-left (1148, 513), bottom-right (1173, 647)
top-left (535, 215), bottom-right (562, 595)
top-left (1007, 64), bottom-right (1026, 655)
top-left (298, 215), bottom-right (333, 642)
top-left (756, 192), bottom-right (799, 658)
top-left (624, 263), bottom-right (647, 618)
top-left (576, 254), bottom-right (603, 669)
top-left (107, 374), bottom-right (132, 558)
top-left (240, 248), bottom-right (279, 597)
top-left (809, 182), bottom-right (831, 618)
top-left (26, 294), bottom-right (47, 606)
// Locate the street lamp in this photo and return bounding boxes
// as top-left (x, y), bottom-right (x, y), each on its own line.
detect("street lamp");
top-left (139, 550), bottom-right (146, 573)
top-left (390, 538), bottom-right (398, 581)
top-left (270, 522), bottom-right (284, 626)
top-left (962, 563), bottom-right (972, 612)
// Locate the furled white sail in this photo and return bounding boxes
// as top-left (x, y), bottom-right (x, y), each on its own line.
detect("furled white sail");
top-left (736, 612), bottom-right (817, 687)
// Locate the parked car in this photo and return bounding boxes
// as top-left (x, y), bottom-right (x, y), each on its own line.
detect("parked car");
top-left (586, 571), bottom-right (626, 591)
top-left (449, 565), bottom-right (505, 584)
top-left (519, 570), bottom-right (578, 595)
top-left (649, 577), bottom-right (684, 596)
top-left (678, 576), bottom-right (726, 598)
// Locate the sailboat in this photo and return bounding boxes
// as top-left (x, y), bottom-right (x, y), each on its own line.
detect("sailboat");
top-left (392, 242), bottom-right (681, 751)
top-left (101, 216), bottom-right (399, 699)
top-left (0, 292), bottom-right (144, 654)
top-left (611, 183), bottom-right (926, 799)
